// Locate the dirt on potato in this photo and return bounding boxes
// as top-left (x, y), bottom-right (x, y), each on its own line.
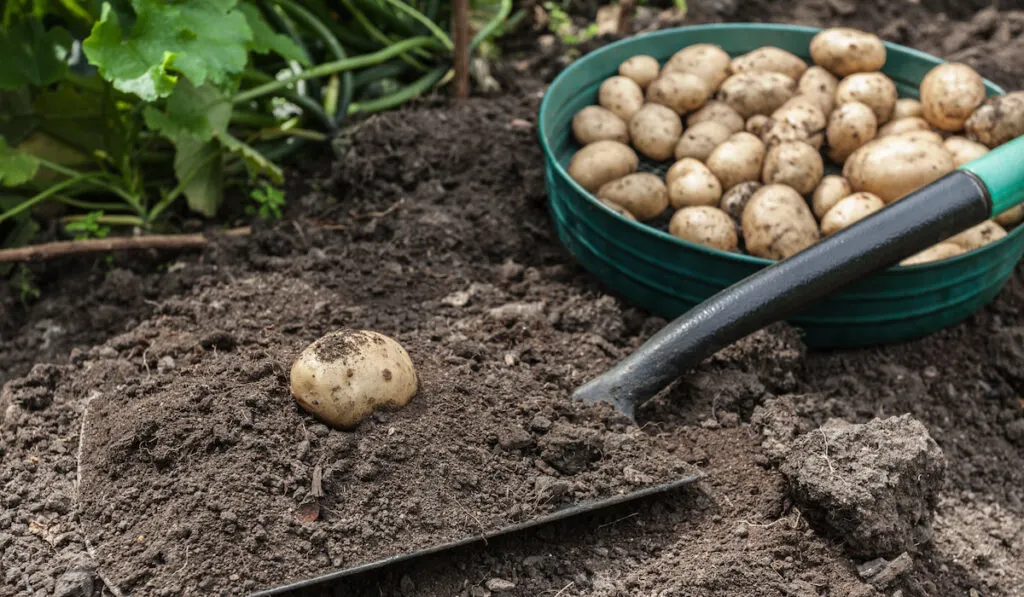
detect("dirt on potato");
top-left (3, 0), bottom-right (1024, 596)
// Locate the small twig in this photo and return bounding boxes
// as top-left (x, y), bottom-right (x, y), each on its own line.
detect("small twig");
top-left (597, 511), bottom-right (639, 529)
top-left (454, 500), bottom-right (488, 543)
top-left (452, 0), bottom-right (470, 98)
top-left (551, 582), bottom-right (575, 597)
top-left (0, 227), bottom-right (251, 263)
top-left (617, 0), bottom-right (635, 35)
top-left (349, 198), bottom-right (405, 220)
top-left (820, 429), bottom-right (835, 477)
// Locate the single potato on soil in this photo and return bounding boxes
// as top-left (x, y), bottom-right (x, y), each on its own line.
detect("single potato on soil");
top-left (667, 158), bottom-right (723, 208)
top-left (669, 206), bottom-right (738, 251)
top-left (965, 91), bottom-right (1024, 148)
top-left (568, 140), bottom-right (639, 192)
top-left (717, 71), bottom-right (797, 118)
top-left (599, 76), bottom-right (645, 122)
top-left (290, 330), bottom-right (418, 430)
top-left (706, 132), bottom-right (767, 191)
top-left (742, 184), bottom-right (820, 260)
top-left (827, 101), bottom-right (877, 163)
top-left (843, 135), bottom-right (955, 203)
top-left (597, 173), bottom-right (669, 220)
top-left (629, 103), bottom-right (683, 161)
top-left (619, 55), bottom-right (660, 88)
top-left (572, 106), bottom-right (629, 145)
top-left (820, 192), bottom-right (885, 236)
top-left (761, 141), bottom-right (824, 195)
top-left (810, 28), bottom-right (886, 77)
top-left (920, 63), bottom-right (986, 132)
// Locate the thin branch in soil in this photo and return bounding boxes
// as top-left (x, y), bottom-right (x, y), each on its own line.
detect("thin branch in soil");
top-left (452, 0), bottom-right (470, 98)
top-left (597, 511), bottom-right (639, 529)
top-left (551, 582), bottom-right (575, 597)
top-left (0, 227), bottom-right (252, 263)
top-left (349, 198), bottom-right (405, 220)
top-left (820, 429), bottom-right (835, 477)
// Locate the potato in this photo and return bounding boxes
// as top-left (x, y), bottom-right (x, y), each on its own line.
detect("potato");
top-left (797, 66), bottom-right (839, 115)
top-left (666, 158), bottom-right (723, 209)
top-left (599, 76), bottom-right (645, 122)
top-left (920, 63), bottom-right (986, 132)
top-left (900, 242), bottom-right (965, 266)
top-left (291, 330), bottom-right (418, 430)
top-left (877, 117), bottom-right (932, 138)
top-left (892, 98), bottom-right (924, 120)
top-left (842, 135), bottom-right (956, 203)
top-left (836, 72), bottom-right (897, 123)
top-left (686, 101), bottom-right (745, 133)
top-left (599, 198), bottom-right (637, 221)
top-left (765, 96), bottom-right (826, 148)
top-left (706, 132), bottom-right (767, 191)
top-left (946, 220), bottom-right (1007, 251)
top-left (730, 46), bottom-right (808, 80)
top-left (820, 192), bottom-right (885, 236)
top-left (809, 28), bottom-right (886, 77)
top-left (572, 106), bottom-right (629, 146)
top-left (619, 55), bottom-right (661, 89)
top-left (742, 184), bottom-right (820, 260)
top-left (670, 206), bottom-right (739, 252)
top-left (897, 130), bottom-right (945, 146)
top-left (746, 114), bottom-right (772, 137)
top-left (674, 121), bottom-right (733, 161)
top-left (719, 181), bottom-right (761, 223)
top-left (629, 103), bottom-right (683, 161)
top-left (716, 71), bottom-right (797, 118)
top-left (597, 173), bottom-right (669, 220)
top-left (647, 71), bottom-right (710, 115)
top-left (995, 205), bottom-right (1024, 228)
top-left (826, 101), bottom-right (877, 163)
top-left (568, 140), bottom-right (639, 192)
top-left (812, 175), bottom-right (853, 219)
top-left (762, 141), bottom-right (824, 195)
top-left (965, 91), bottom-right (1024, 148)
top-left (943, 136), bottom-right (989, 166)
top-left (665, 43), bottom-right (732, 90)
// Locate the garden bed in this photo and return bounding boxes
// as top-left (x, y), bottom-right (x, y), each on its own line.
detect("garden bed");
top-left (2, 0), bottom-right (1023, 595)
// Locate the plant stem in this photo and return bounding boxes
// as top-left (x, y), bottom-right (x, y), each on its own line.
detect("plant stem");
top-left (470, 0), bottom-right (512, 52)
top-left (33, 158), bottom-right (143, 211)
top-left (349, 66), bottom-right (447, 114)
top-left (61, 214), bottom-right (145, 226)
top-left (377, 0), bottom-right (454, 49)
top-left (452, 0), bottom-right (470, 98)
top-left (55, 195), bottom-right (137, 212)
top-left (0, 174), bottom-right (102, 225)
top-left (231, 37), bottom-right (440, 106)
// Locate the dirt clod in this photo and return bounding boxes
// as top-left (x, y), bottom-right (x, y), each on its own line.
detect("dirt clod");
top-left (782, 415), bottom-right (946, 557)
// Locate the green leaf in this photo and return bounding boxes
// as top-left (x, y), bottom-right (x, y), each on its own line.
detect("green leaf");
top-left (83, 1), bottom-right (253, 99)
top-left (172, 138), bottom-right (223, 217)
top-left (0, 138), bottom-right (40, 187)
top-left (237, 3), bottom-right (310, 65)
top-left (34, 81), bottom-right (127, 163)
top-left (0, 19), bottom-right (73, 89)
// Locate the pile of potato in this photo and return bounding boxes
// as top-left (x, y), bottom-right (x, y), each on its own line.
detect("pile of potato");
top-left (567, 27), bottom-right (1024, 266)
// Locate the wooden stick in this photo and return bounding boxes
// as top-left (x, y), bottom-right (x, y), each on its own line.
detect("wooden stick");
top-left (617, 0), bottom-right (636, 35)
top-left (0, 227), bottom-right (251, 263)
top-left (452, 0), bottom-right (471, 99)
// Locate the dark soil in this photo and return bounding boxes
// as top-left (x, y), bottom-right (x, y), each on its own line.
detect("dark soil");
top-left (3, 0), bottom-right (1024, 596)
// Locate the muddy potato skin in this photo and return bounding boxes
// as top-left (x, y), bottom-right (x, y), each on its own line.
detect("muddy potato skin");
top-left (290, 330), bottom-right (418, 429)
top-left (674, 121), bottom-right (733, 161)
top-left (687, 101), bottom-right (745, 133)
top-left (897, 130), bottom-right (944, 146)
top-left (810, 28), bottom-right (886, 77)
top-left (667, 158), bottom-right (723, 209)
top-left (812, 175), bottom-right (853, 219)
top-left (597, 173), bottom-right (669, 221)
top-left (843, 136), bottom-right (956, 203)
top-left (568, 140), bottom-right (639, 192)
top-left (669, 206), bottom-right (738, 251)
top-left (629, 103), bottom-right (683, 161)
top-left (995, 205), bottom-right (1024, 228)
top-left (900, 242), bottom-right (965, 266)
top-left (878, 117), bottom-right (932, 138)
top-left (893, 98), bottom-right (924, 120)
top-left (920, 63), bottom-right (986, 132)
top-left (798, 66), bottom-right (839, 115)
top-left (745, 114), bottom-right (771, 137)
top-left (599, 76), bottom-right (645, 122)
top-left (647, 71), bottom-right (710, 115)
top-left (836, 73), bottom-right (897, 123)
top-left (730, 46), bottom-right (808, 80)
top-left (716, 71), bottom-right (797, 118)
top-left (665, 43), bottom-right (732, 90)
top-left (720, 181), bottom-right (761, 223)
top-left (572, 106), bottom-right (629, 145)
top-left (761, 141), bottom-right (824, 195)
top-left (965, 91), bottom-right (1024, 148)
top-left (943, 136), bottom-right (989, 166)
top-left (826, 101), bottom-right (877, 163)
top-left (820, 192), bottom-right (885, 236)
top-left (599, 198), bottom-right (637, 221)
top-left (742, 184), bottom-right (820, 260)
top-left (706, 132), bottom-right (767, 191)
top-left (947, 220), bottom-right (1007, 251)
top-left (619, 55), bottom-right (660, 89)
top-left (765, 96), bottom-right (826, 148)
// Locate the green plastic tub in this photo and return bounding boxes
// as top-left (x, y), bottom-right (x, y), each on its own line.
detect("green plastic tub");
top-left (539, 23), bottom-right (1024, 348)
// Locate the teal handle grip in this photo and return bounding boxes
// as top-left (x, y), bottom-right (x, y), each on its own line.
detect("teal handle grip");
top-left (959, 135), bottom-right (1024, 217)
